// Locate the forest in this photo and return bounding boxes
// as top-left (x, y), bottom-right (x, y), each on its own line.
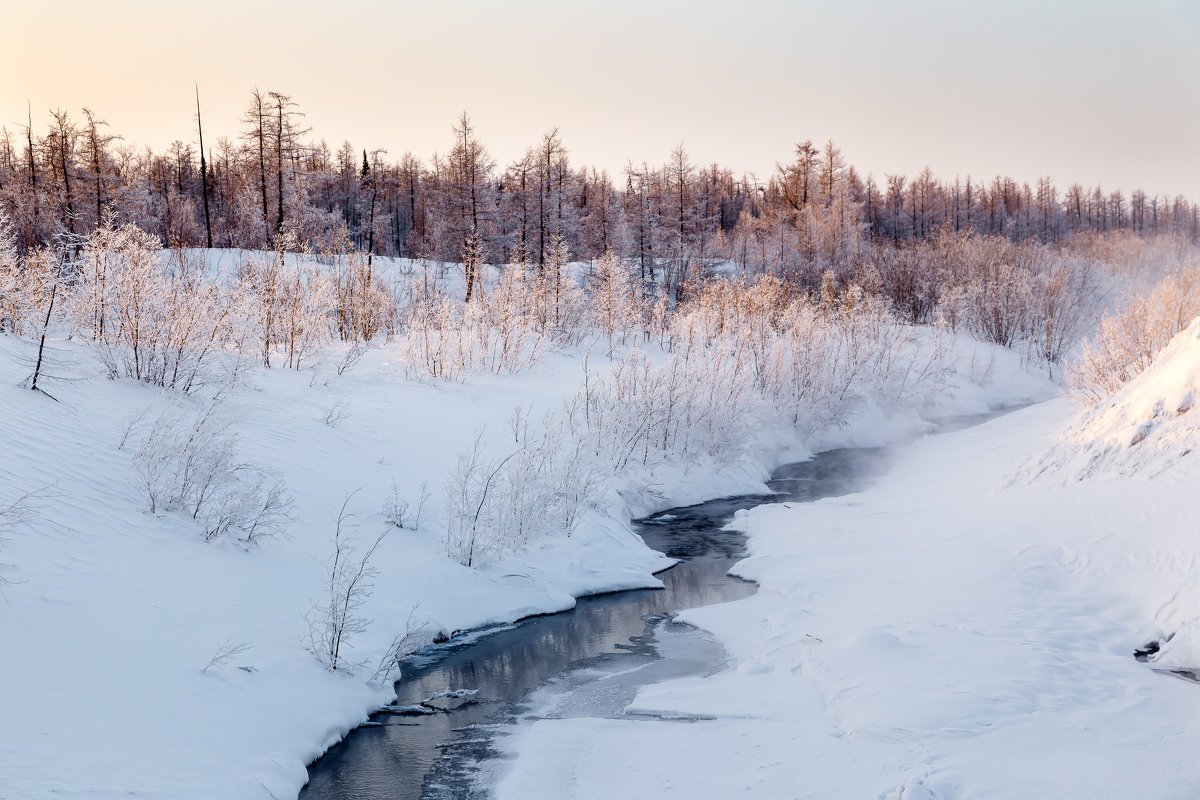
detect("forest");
top-left (3, 93), bottom-right (1197, 271)
top-left (3, 91), bottom-right (1197, 399)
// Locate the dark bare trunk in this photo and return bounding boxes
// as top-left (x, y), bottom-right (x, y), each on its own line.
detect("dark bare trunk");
top-left (196, 86), bottom-right (213, 248)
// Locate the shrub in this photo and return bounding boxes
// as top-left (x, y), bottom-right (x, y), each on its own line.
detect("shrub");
top-left (1066, 261), bottom-right (1200, 401)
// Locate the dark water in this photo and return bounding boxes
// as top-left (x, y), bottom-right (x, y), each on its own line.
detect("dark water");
top-left (301, 415), bottom-right (1010, 799)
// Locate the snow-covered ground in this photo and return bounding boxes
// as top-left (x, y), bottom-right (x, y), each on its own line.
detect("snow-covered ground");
top-left (0, 320), bottom-right (1054, 799)
top-left (1022, 315), bottom-right (1200, 483)
top-left (0, 341), bottom-right (678, 800)
top-left (495, 362), bottom-right (1200, 798)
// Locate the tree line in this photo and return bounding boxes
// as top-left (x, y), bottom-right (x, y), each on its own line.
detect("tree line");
top-left (2, 90), bottom-right (1196, 288)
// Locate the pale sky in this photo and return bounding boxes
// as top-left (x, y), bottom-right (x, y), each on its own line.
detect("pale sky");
top-left (2, 0), bottom-right (1197, 197)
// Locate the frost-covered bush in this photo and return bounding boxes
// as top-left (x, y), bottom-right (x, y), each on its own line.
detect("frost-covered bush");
top-left (233, 240), bottom-right (335, 370)
top-left (0, 235), bottom-right (63, 340)
top-left (569, 346), bottom-right (757, 472)
top-left (759, 290), bottom-right (941, 430)
top-left (70, 225), bottom-right (391, 380)
top-left (1027, 258), bottom-right (1098, 371)
top-left (72, 222), bottom-right (236, 391)
top-left (671, 275), bottom-right (943, 435)
top-left (443, 420), bottom-right (599, 567)
top-left (318, 229), bottom-right (396, 344)
top-left (0, 212), bottom-right (24, 333)
top-left (870, 232), bottom-right (1099, 370)
top-left (438, 273), bottom-right (953, 570)
top-left (1067, 261), bottom-right (1200, 402)
top-left (129, 399), bottom-right (292, 543)
top-left (589, 251), bottom-right (644, 351)
top-left (563, 275), bottom-right (944, 476)
top-left (398, 265), bottom-right (585, 381)
top-left (308, 494), bottom-right (422, 675)
top-left (382, 479), bottom-right (429, 530)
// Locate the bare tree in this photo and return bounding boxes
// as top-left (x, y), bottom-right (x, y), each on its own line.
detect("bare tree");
top-left (241, 88), bottom-right (271, 243)
top-left (28, 254), bottom-right (60, 397)
top-left (445, 113), bottom-right (494, 302)
top-left (195, 86), bottom-right (213, 248)
top-left (80, 108), bottom-right (118, 233)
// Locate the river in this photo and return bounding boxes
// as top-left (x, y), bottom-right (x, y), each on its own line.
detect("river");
top-left (300, 427), bottom-right (981, 799)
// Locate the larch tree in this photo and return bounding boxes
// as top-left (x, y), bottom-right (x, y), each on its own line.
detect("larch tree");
top-left (445, 112), bottom-right (494, 302)
top-left (665, 143), bottom-right (695, 300)
top-left (47, 109), bottom-right (79, 241)
top-left (80, 108), bottom-right (119, 234)
top-left (397, 152), bottom-right (425, 258)
top-left (267, 91), bottom-right (309, 240)
top-left (242, 88), bottom-right (271, 244)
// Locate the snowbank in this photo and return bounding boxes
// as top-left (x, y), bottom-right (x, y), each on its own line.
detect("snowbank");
top-left (1022, 315), bottom-right (1200, 482)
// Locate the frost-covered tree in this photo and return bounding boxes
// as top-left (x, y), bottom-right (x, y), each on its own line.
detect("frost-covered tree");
top-left (443, 113), bottom-right (495, 301)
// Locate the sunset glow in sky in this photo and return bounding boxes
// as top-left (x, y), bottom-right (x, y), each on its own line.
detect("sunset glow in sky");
top-left (2, 0), bottom-right (1197, 196)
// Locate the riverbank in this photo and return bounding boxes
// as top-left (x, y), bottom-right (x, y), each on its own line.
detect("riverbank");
top-left (495, 399), bottom-right (1200, 799)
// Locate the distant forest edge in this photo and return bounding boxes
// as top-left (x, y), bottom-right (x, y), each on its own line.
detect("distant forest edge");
top-left (2, 91), bottom-right (1196, 277)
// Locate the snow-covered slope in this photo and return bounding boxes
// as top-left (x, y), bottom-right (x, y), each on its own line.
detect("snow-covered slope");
top-left (0, 341), bottom-right (674, 799)
top-left (1022, 315), bottom-right (1200, 482)
top-left (496, 401), bottom-right (1200, 800)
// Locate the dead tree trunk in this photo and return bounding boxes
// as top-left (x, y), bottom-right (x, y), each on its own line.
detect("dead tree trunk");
top-left (196, 85), bottom-right (213, 248)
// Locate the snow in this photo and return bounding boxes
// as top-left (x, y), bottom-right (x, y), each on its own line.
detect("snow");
top-left (1022, 315), bottom-right (1200, 482)
top-left (495, 397), bottom-right (1200, 799)
top-left (0, 313), bottom-right (1056, 798)
top-left (0, 339), bottom-right (669, 799)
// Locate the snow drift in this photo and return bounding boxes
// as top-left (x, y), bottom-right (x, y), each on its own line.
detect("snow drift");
top-left (1022, 314), bottom-right (1200, 482)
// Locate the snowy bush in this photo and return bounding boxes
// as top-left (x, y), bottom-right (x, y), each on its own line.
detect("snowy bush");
top-left (575, 275), bottom-right (946, 456)
top-left (871, 232), bottom-right (1100, 371)
top-left (1026, 258), bottom-right (1098, 373)
top-left (72, 222), bottom-right (237, 391)
top-left (307, 493), bottom-right (388, 672)
top-left (1, 245), bottom-right (62, 339)
top-left (1066, 260), bottom-right (1200, 401)
top-left (589, 251), bottom-right (644, 352)
top-left (569, 346), bottom-right (757, 472)
top-left (381, 479), bottom-right (429, 530)
top-left (397, 265), bottom-right (584, 381)
top-left (443, 433), bottom-right (518, 567)
top-left (129, 399), bottom-right (292, 543)
top-left (319, 229), bottom-right (396, 344)
top-left (381, 481), bottom-right (410, 528)
top-left (443, 419), bottom-right (599, 568)
top-left (0, 212), bottom-right (24, 333)
top-left (233, 241), bottom-right (335, 370)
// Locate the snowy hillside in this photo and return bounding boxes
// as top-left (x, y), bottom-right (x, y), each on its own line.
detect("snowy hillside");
top-left (1022, 314), bottom-right (1200, 482)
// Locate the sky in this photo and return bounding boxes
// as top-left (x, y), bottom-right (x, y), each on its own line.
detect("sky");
top-left (1, 0), bottom-right (1197, 197)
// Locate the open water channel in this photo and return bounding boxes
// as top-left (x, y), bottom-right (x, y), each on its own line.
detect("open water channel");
top-left (302, 414), bottom-right (999, 799)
